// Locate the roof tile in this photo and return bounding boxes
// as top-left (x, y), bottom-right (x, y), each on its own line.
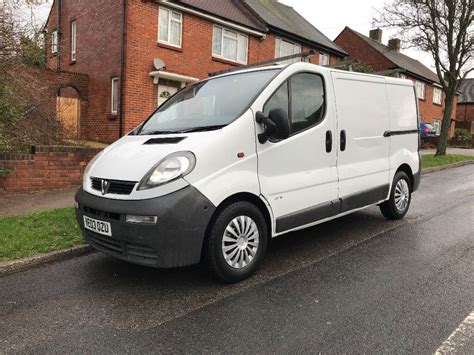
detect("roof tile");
top-left (347, 28), bottom-right (440, 84)
top-left (244, 0), bottom-right (346, 55)
top-left (458, 79), bottom-right (474, 103)
top-left (175, 0), bottom-right (266, 31)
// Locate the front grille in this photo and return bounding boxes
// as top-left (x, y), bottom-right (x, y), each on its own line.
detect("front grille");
top-left (83, 206), bottom-right (121, 221)
top-left (90, 177), bottom-right (137, 195)
top-left (86, 231), bottom-right (159, 265)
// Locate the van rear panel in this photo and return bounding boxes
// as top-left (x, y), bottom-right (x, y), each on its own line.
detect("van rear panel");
top-left (384, 78), bottom-right (420, 178)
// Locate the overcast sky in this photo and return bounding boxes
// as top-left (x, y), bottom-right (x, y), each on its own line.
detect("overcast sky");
top-left (35, 0), bottom-right (471, 77)
top-left (279, 0), bottom-right (438, 70)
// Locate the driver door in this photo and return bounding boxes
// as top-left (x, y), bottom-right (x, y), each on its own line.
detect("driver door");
top-left (256, 71), bottom-right (338, 234)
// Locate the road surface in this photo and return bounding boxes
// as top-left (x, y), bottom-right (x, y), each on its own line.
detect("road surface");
top-left (1, 165), bottom-right (473, 353)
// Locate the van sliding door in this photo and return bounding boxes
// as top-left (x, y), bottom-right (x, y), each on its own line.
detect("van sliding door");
top-left (331, 72), bottom-right (391, 211)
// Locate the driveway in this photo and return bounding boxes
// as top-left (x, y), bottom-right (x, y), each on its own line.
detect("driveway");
top-left (1, 165), bottom-right (473, 353)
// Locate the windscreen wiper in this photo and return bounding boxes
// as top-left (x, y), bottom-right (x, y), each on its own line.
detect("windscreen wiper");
top-left (141, 130), bottom-right (181, 135)
top-left (176, 125), bottom-right (226, 133)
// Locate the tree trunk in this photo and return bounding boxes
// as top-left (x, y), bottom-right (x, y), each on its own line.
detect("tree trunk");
top-left (435, 91), bottom-right (455, 156)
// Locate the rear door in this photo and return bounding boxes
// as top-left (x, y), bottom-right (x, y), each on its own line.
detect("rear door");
top-left (256, 69), bottom-right (339, 234)
top-left (331, 71), bottom-right (391, 211)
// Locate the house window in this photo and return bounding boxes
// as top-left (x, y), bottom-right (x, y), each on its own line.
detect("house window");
top-left (51, 30), bottom-right (58, 54)
top-left (111, 77), bottom-right (119, 114)
top-left (70, 21), bottom-right (77, 62)
top-left (212, 25), bottom-right (248, 64)
top-left (275, 37), bottom-right (301, 64)
top-left (158, 7), bottom-right (182, 48)
top-left (433, 119), bottom-right (442, 135)
top-left (433, 87), bottom-right (442, 105)
top-left (415, 81), bottom-right (425, 100)
top-left (319, 52), bottom-right (330, 66)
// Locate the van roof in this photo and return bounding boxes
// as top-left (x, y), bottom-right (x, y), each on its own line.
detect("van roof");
top-left (210, 62), bottom-right (414, 87)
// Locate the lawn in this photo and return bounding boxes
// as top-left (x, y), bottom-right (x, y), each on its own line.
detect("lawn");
top-left (0, 208), bottom-right (83, 262)
top-left (422, 154), bottom-right (474, 169)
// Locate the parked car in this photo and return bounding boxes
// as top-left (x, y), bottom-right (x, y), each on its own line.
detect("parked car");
top-left (420, 122), bottom-right (437, 138)
top-left (75, 62), bottom-right (421, 283)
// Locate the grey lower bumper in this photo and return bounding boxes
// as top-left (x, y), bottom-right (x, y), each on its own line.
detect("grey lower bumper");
top-left (75, 187), bottom-right (216, 268)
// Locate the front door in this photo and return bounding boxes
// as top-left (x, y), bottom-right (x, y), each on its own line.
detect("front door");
top-left (256, 71), bottom-right (338, 234)
top-left (158, 79), bottom-right (181, 106)
top-left (57, 96), bottom-right (80, 139)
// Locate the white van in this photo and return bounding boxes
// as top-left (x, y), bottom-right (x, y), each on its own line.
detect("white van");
top-left (75, 62), bottom-right (421, 283)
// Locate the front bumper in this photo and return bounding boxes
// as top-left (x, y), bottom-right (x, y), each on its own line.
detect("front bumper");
top-left (75, 186), bottom-right (216, 268)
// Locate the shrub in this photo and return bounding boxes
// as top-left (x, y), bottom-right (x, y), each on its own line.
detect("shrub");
top-left (454, 128), bottom-right (472, 143)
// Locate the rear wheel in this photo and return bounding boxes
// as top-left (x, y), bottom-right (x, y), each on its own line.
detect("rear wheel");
top-left (205, 201), bottom-right (268, 283)
top-left (380, 171), bottom-right (412, 220)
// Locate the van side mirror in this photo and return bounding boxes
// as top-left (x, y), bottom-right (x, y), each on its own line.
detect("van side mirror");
top-left (256, 109), bottom-right (290, 144)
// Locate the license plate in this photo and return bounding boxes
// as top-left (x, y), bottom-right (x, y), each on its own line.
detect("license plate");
top-left (83, 216), bottom-right (112, 236)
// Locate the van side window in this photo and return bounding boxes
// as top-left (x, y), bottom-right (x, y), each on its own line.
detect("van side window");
top-left (290, 73), bottom-right (325, 134)
top-left (263, 81), bottom-right (289, 118)
top-left (263, 73), bottom-right (325, 136)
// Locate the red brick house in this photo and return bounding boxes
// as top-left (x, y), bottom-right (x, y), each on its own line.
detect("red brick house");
top-left (456, 79), bottom-right (474, 133)
top-left (335, 27), bottom-right (457, 137)
top-left (43, 0), bottom-right (346, 143)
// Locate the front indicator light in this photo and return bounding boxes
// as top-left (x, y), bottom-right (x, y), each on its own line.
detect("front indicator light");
top-left (126, 215), bottom-right (158, 224)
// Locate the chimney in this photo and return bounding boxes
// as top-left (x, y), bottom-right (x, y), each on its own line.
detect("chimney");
top-left (388, 38), bottom-right (401, 52)
top-left (369, 28), bottom-right (382, 43)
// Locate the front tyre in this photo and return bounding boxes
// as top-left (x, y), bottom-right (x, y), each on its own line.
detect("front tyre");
top-left (380, 171), bottom-right (412, 220)
top-left (205, 202), bottom-right (268, 283)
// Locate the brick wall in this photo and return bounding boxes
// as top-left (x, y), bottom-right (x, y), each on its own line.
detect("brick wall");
top-left (0, 146), bottom-right (102, 193)
top-left (45, 0), bottom-right (123, 143)
top-left (416, 81), bottom-right (457, 137)
top-left (457, 103), bottom-right (474, 122)
top-left (334, 28), bottom-right (393, 71)
top-left (122, 1), bottom-right (341, 132)
top-left (45, 0), bottom-right (343, 141)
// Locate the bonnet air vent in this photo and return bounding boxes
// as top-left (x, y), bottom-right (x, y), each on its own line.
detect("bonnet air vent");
top-left (143, 137), bottom-right (187, 145)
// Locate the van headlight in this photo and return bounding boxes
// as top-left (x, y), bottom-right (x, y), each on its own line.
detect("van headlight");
top-left (138, 151), bottom-right (196, 190)
top-left (83, 151), bottom-right (104, 186)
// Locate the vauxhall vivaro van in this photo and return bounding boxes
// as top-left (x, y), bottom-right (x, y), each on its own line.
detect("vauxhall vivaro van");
top-left (75, 62), bottom-right (421, 283)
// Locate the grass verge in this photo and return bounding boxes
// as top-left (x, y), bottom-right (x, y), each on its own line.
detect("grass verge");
top-left (422, 154), bottom-right (474, 169)
top-left (0, 208), bottom-right (83, 262)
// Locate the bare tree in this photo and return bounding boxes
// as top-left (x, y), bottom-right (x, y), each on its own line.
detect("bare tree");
top-left (1, 0), bottom-right (61, 152)
top-left (374, 0), bottom-right (473, 156)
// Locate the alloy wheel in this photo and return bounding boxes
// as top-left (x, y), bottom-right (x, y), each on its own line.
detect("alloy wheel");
top-left (221, 216), bottom-right (259, 269)
top-left (394, 179), bottom-right (410, 212)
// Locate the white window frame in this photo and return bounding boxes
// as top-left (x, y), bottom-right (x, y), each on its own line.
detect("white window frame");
top-left (433, 86), bottom-right (442, 105)
top-left (51, 30), bottom-right (58, 54)
top-left (70, 20), bottom-right (77, 62)
top-left (319, 52), bottom-right (330, 66)
top-left (158, 7), bottom-right (183, 48)
top-left (433, 119), bottom-right (442, 135)
top-left (275, 37), bottom-right (302, 64)
top-left (111, 77), bottom-right (119, 115)
top-left (212, 25), bottom-right (248, 64)
top-left (415, 81), bottom-right (425, 100)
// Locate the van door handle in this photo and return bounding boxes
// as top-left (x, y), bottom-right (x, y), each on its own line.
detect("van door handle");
top-left (326, 130), bottom-right (332, 153)
top-left (340, 130), bottom-right (346, 151)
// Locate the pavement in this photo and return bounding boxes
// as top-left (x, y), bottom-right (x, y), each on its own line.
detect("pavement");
top-left (0, 165), bottom-right (473, 353)
top-left (421, 147), bottom-right (474, 156)
top-left (0, 188), bottom-right (77, 217)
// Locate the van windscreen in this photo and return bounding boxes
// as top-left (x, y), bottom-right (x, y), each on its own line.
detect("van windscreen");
top-left (138, 69), bottom-right (279, 135)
